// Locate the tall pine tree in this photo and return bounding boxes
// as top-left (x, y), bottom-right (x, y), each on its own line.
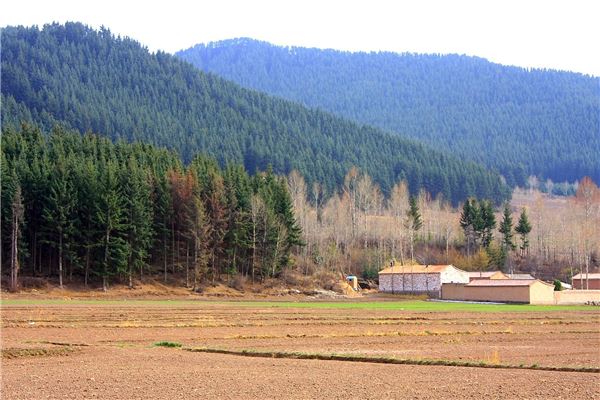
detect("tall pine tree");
top-left (406, 196), bottom-right (423, 261)
top-left (96, 161), bottom-right (128, 291)
top-left (43, 155), bottom-right (76, 288)
top-left (122, 157), bottom-right (154, 288)
top-left (515, 208), bottom-right (532, 257)
top-left (499, 203), bottom-right (515, 272)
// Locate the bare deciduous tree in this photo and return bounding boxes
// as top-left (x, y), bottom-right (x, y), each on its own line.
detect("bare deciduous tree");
top-left (575, 177), bottom-right (600, 289)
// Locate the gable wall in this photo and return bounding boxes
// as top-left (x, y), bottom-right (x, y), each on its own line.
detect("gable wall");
top-left (379, 273), bottom-right (441, 294)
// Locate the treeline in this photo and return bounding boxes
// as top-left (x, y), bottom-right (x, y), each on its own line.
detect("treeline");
top-left (1, 23), bottom-right (510, 204)
top-left (1, 124), bottom-right (302, 290)
top-left (178, 38), bottom-right (600, 186)
top-left (288, 169), bottom-right (599, 283)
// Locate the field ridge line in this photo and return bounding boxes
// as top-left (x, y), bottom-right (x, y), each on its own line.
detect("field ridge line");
top-left (184, 347), bottom-right (600, 374)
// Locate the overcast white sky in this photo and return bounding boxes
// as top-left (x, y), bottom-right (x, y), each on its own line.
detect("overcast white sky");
top-left (2, 0), bottom-right (599, 76)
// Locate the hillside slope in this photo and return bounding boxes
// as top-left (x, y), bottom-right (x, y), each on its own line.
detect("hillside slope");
top-left (1, 23), bottom-right (510, 203)
top-left (177, 38), bottom-right (600, 186)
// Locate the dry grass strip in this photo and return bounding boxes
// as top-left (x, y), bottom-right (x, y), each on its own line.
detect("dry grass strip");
top-left (1, 347), bottom-right (77, 359)
top-left (184, 347), bottom-right (600, 374)
top-left (222, 329), bottom-right (517, 340)
top-left (37, 340), bottom-right (90, 347)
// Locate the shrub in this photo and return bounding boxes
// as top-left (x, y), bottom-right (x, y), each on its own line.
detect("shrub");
top-left (361, 265), bottom-right (379, 281)
top-left (280, 269), bottom-right (302, 286)
top-left (553, 279), bottom-right (562, 291)
top-left (19, 277), bottom-right (50, 289)
top-left (229, 274), bottom-right (246, 291)
top-left (153, 341), bottom-right (182, 348)
top-left (314, 270), bottom-right (342, 292)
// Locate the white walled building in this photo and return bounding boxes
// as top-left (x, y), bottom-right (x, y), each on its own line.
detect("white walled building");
top-left (378, 264), bottom-right (470, 297)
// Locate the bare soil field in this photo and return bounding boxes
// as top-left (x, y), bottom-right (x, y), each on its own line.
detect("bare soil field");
top-left (2, 300), bottom-right (599, 399)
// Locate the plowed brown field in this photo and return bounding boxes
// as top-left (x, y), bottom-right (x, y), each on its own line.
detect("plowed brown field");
top-left (2, 300), bottom-right (599, 399)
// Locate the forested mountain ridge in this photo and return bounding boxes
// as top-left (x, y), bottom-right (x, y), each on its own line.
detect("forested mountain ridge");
top-left (1, 23), bottom-right (511, 204)
top-left (177, 38), bottom-right (600, 186)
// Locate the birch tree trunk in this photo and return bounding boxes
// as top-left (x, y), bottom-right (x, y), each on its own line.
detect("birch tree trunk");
top-left (10, 195), bottom-right (22, 292)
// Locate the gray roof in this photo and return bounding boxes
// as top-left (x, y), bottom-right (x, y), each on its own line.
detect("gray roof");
top-left (507, 273), bottom-right (535, 280)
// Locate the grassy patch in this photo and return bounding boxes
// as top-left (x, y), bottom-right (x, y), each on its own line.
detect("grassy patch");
top-left (185, 347), bottom-right (600, 373)
top-left (234, 300), bottom-right (598, 312)
top-left (153, 341), bottom-right (182, 348)
top-left (1, 347), bottom-right (75, 359)
top-left (1, 298), bottom-right (597, 312)
top-left (37, 340), bottom-right (89, 347)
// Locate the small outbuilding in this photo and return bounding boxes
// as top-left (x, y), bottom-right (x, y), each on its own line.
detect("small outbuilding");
top-left (442, 279), bottom-right (555, 304)
top-left (346, 275), bottom-right (359, 291)
top-left (572, 273), bottom-right (600, 290)
top-left (378, 264), bottom-right (469, 297)
top-left (467, 271), bottom-right (508, 281)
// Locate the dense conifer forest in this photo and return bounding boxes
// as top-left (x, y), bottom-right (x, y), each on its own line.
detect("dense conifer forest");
top-left (0, 23), bottom-right (511, 204)
top-left (177, 38), bottom-right (600, 186)
top-left (1, 124), bottom-right (302, 289)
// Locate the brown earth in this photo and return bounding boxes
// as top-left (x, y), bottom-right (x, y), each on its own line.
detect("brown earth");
top-left (2, 278), bottom-right (368, 302)
top-left (1, 301), bottom-right (599, 399)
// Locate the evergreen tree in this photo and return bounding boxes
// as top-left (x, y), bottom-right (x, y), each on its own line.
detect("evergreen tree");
top-left (122, 157), bottom-right (154, 288)
top-left (499, 203), bottom-right (515, 251)
top-left (406, 196), bottom-right (423, 261)
top-left (96, 161), bottom-right (128, 291)
top-left (223, 165), bottom-right (252, 278)
top-left (479, 200), bottom-right (496, 249)
top-left (407, 196), bottom-right (423, 231)
top-left (272, 177), bottom-right (304, 260)
top-left (73, 159), bottom-right (99, 286)
top-left (499, 203), bottom-right (515, 272)
top-left (460, 197), bottom-right (496, 256)
top-left (188, 191), bottom-right (210, 290)
top-left (250, 194), bottom-right (266, 283)
top-left (1, 157), bottom-right (17, 275)
top-left (151, 173), bottom-right (173, 283)
top-left (17, 124), bottom-right (48, 276)
top-left (460, 198), bottom-right (478, 256)
top-left (515, 208), bottom-right (532, 256)
top-left (42, 156), bottom-right (76, 288)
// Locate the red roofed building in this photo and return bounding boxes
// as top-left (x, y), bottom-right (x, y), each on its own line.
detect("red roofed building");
top-left (572, 273), bottom-right (600, 290)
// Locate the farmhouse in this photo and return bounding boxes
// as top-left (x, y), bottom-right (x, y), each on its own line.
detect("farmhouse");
top-left (442, 279), bottom-right (555, 304)
top-left (572, 273), bottom-right (600, 290)
top-left (467, 271), bottom-right (507, 281)
top-left (378, 264), bottom-right (469, 297)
